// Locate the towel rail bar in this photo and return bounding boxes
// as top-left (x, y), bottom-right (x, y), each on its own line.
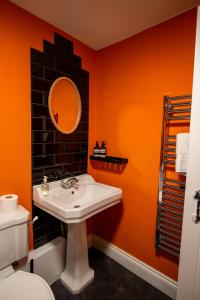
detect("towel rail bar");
top-left (161, 202), bottom-right (183, 210)
top-left (170, 101), bottom-right (191, 107)
top-left (160, 218), bottom-right (182, 229)
top-left (160, 240), bottom-right (180, 252)
top-left (160, 235), bottom-right (181, 246)
top-left (161, 212), bottom-right (182, 223)
top-left (163, 177), bottom-right (186, 185)
top-left (162, 196), bottom-right (184, 204)
top-left (166, 116), bottom-right (190, 120)
top-left (163, 184), bottom-right (185, 192)
top-left (160, 223), bottom-right (182, 234)
top-left (159, 246), bottom-right (179, 257)
top-left (167, 95), bottom-right (192, 100)
top-left (161, 207), bottom-right (183, 216)
top-left (162, 190), bottom-right (185, 198)
top-left (164, 148), bottom-right (176, 152)
top-left (159, 229), bottom-right (181, 240)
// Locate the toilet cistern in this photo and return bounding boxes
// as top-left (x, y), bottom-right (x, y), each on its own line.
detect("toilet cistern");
top-left (0, 203), bottom-right (55, 300)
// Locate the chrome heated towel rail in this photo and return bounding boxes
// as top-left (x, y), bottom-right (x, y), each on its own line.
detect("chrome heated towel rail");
top-left (156, 94), bottom-right (192, 258)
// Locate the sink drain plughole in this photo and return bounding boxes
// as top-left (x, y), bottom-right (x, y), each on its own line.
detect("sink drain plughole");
top-left (73, 205), bottom-right (80, 208)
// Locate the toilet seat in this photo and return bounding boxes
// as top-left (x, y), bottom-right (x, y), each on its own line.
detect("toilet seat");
top-left (0, 270), bottom-right (55, 300)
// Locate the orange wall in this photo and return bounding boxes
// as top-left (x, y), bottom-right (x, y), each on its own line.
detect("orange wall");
top-left (88, 9), bottom-right (196, 280)
top-left (0, 0), bottom-right (96, 247)
top-left (0, 0), bottom-right (197, 280)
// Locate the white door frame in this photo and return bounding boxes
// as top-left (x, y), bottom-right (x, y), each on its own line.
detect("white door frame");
top-left (177, 6), bottom-right (200, 300)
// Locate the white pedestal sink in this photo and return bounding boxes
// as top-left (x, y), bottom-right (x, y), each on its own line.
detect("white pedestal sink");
top-left (33, 174), bottom-right (122, 294)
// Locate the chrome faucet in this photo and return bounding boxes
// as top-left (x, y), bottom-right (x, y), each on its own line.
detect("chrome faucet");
top-left (52, 170), bottom-right (79, 189)
top-left (61, 176), bottom-right (79, 189)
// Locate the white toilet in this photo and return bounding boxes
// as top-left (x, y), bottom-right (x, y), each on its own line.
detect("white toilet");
top-left (0, 205), bottom-right (55, 300)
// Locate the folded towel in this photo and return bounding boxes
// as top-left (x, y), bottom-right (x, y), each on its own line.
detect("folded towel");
top-left (176, 133), bottom-right (190, 173)
top-left (176, 133), bottom-right (190, 154)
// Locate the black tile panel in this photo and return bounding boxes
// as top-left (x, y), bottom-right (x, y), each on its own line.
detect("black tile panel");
top-left (31, 33), bottom-right (89, 248)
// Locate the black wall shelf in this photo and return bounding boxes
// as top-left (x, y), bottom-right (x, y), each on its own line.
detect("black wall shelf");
top-left (90, 155), bottom-right (128, 164)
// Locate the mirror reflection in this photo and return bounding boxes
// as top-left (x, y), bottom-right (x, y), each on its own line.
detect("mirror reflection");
top-left (48, 77), bottom-right (81, 134)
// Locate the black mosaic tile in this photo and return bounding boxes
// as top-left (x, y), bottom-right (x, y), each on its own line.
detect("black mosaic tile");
top-left (63, 163), bottom-right (81, 174)
top-left (54, 33), bottom-right (73, 53)
top-left (44, 67), bottom-right (63, 82)
top-left (44, 166), bottom-right (64, 181)
top-left (73, 152), bottom-right (88, 162)
top-left (32, 131), bottom-right (54, 143)
top-left (80, 161), bottom-right (87, 173)
top-left (32, 104), bottom-right (48, 117)
top-left (43, 92), bottom-right (49, 106)
top-left (55, 153), bottom-right (73, 164)
top-left (81, 112), bottom-right (89, 123)
top-left (46, 144), bottom-right (65, 155)
top-left (80, 122), bottom-right (88, 132)
top-left (45, 118), bottom-right (56, 130)
top-left (81, 142), bottom-right (88, 152)
top-left (82, 100), bottom-right (89, 112)
top-left (55, 58), bottom-right (74, 75)
top-left (51, 248), bottom-right (172, 300)
top-left (33, 155), bottom-right (54, 168)
top-left (31, 62), bottom-right (44, 78)
top-left (65, 142), bottom-right (81, 153)
top-left (32, 90), bottom-right (43, 104)
top-left (44, 41), bottom-right (82, 68)
top-left (31, 48), bottom-right (54, 68)
top-left (32, 169), bottom-right (44, 185)
top-left (32, 144), bottom-right (45, 156)
top-left (32, 77), bottom-right (52, 92)
top-left (32, 117), bottom-right (45, 130)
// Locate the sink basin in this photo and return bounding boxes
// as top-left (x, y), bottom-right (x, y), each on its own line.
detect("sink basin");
top-left (33, 174), bottom-right (122, 223)
top-left (33, 174), bottom-right (122, 294)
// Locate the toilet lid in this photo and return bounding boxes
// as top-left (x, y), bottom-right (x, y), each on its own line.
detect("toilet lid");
top-left (0, 270), bottom-right (55, 300)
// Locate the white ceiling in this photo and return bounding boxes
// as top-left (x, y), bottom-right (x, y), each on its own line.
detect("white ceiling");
top-left (10, 0), bottom-right (198, 50)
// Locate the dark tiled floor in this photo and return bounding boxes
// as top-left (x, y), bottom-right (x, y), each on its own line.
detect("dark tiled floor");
top-left (51, 248), bottom-right (172, 300)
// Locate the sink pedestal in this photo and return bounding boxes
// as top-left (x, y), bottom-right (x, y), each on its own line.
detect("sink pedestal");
top-left (61, 221), bottom-right (94, 294)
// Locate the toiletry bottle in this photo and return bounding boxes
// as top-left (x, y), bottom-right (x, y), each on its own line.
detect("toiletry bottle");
top-left (41, 176), bottom-right (49, 197)
top-left (100, 141), bottom-right (107, 158)
top-left (94, 141), bottom-right (100, 157)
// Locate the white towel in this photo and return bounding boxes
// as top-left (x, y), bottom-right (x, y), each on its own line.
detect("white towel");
top-left (176, 133), bottom-right (190, 173)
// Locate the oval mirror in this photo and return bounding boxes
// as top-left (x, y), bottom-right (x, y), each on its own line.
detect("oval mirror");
top-left (48, 77), bottom-right (81, 134)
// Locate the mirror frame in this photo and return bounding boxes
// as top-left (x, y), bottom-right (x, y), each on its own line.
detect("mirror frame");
top-left (48, 76), bottom-right (82, 134)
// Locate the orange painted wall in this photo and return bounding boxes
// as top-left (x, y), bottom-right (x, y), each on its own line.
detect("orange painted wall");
top-left (88, 9), bottom-right (197, 280)
top-left (0, 0), bottom-right (96, 248)
top-left (0, 0), bottom-right (197, 281)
